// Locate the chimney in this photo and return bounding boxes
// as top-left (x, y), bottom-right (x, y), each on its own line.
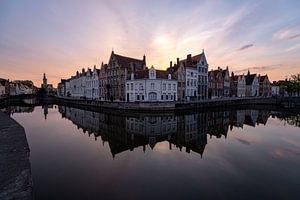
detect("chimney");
top-left (177, 58), bottom-right (179, 65)
top-left (170, 61), bottom-right (173, 68)
top-left (187, 54), bottom-right (192, 66)
top-left (143, 55), bottom-right (146, 65)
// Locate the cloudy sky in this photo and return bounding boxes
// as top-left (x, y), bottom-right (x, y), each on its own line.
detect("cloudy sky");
top-left (1, 0), bottom-right (300, 86)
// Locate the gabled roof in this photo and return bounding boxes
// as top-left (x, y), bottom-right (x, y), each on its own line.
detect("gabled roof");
top-left (110, 51), bottom-right (145, 69)
top-left (245, 74), bottom-right (256, 85)
top-left (179, 53), bottom-right (204, 69)
top-left (167, 52), bottom-right (205, 73)
top-left (259, 75), bottom-right (268, 83)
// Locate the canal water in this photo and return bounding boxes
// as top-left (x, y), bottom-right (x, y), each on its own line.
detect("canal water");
top-left (3, 105), bottom-right (300, 199)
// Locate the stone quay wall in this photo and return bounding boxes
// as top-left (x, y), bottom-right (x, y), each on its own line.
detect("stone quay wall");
top-left (0, 111), bottom-right (33, 200)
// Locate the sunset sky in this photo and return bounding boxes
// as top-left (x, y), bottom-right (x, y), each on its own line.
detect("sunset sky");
top-left (1, 0), bottom-right (300, 86)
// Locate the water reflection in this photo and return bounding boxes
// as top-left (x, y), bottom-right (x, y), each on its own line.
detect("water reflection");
top-left (3, 105), bottom-right (299, 159)
top-left (36, 105), bottom-right (297, 158)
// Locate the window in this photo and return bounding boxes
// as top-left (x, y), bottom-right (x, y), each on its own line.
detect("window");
top-left (173, 84), bottom-right (176, 90)
top-left (131, 83), bottom-right (133, 90)
top-left (168, 84), bottom-right (171, 90)
top-left (163, 83), bottom-right (166, 90)
top-left (150, 71), bottom-right (155, 78)
top-left (139, 83), bottom-right (143, 90)
top-left (149, 92), bottom-right (157, 100)
top-left (151, 83), bottom-right (155, 90)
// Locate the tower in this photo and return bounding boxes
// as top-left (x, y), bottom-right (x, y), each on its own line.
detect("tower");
top-left (42, 73), bottom-right (48, 88)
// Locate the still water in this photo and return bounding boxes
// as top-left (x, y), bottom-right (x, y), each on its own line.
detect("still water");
top-left (4, 105), bottom-right (300, 199)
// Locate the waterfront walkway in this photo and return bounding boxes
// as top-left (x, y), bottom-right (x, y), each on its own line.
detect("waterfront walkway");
top-left (0, 111), bottom-right (33, 200)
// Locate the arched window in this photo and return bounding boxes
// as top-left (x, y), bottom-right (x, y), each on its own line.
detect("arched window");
top-left (148, 92), bottom-right (157, 101)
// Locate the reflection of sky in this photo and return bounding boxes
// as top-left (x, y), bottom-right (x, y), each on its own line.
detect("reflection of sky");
top-left (1, 0), bottom-right (300, 85)
top-left (10, 106), bottom-right (300, 199)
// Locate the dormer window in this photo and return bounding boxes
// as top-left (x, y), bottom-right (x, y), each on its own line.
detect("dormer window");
top-left (150, 71), bottom-right (155, 78)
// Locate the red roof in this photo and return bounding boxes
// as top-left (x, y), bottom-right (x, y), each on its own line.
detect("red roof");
top-left (110, 52), bottom-right (145, 70)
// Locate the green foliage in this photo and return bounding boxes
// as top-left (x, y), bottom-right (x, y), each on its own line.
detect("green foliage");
top-left (286, 74), bottom-right (300, 95)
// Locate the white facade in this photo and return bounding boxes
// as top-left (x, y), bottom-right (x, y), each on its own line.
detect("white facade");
top-left (9, 82), bottom-right (33, 95)
top-left (237, 76), bottom-right (246, 97)
top-left (197, 52), bottom-right (208, 100)
top-left (126, 66), bottom-right (178, 102)
top-left (86, 66), bottom-right (100, 99)
top-left (69, 70), bottom-right (86, 98)
top-left (272, 85), bottom-right (280, 96)
top-left (246, 75), bottom-right (259, 97)
top-left (185, 67), bottom-right (198, 101)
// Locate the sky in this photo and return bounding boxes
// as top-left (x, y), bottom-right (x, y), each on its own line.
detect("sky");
top-left (1, 0), bottom-right (300, 86)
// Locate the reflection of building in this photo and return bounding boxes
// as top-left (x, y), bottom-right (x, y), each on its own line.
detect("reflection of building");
top-left (42, 105), bottom-right (53, 120)
top-left (244, 110), bottom-right (259, 127)
top-left (57, 106), bottom-right (274, 158)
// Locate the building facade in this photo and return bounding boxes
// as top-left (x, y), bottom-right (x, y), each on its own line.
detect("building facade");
top-left (208, 67), bottom-right (229, 99)
top-left (107, 51), bottom-right (146, 101)
top-left (167, 52), bottom-right (208, 101)
top-left (230, 73), bottom-right (246, 97)
top-left (99, 63), bottom-right (108, 100)
top-left (258, 75), bottom-right (271, 97)
top-left (86, 66), bottom-right (100, 99)
top-left (68, 69), bottom-right (87, 98)
top-left (245, 71), bottom-right (259, 97)
top-left (126, 66), bottom-right (178, 102)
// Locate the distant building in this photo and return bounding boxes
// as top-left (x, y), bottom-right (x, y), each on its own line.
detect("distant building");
top-left (69, 69), bottom-right (86, 98)
top-left (0, 82), bottom-right (5, 96)
top-left (245, 71), bottom-right (259, 97)
top-left (86, 65), bottom-right (100, 99)
top-left (258, 75), bottom-right (271, 96)
top-left (0, 78), bottom-right (9, 97)
top-left (272, 80), bottom-right (288, 96)
top-left (126, 66), bottom-right (177, 102)
top-left (208, 67), bottom-right (230, 99)
top-left (271, 82), bottom-right (280, 96)
top-left (10, 80), bottom-right (35, 95)
top-left (41, 73), bottom-right (54, 94)
top-left (57, 79), bottom-right (67, 97)
top-left (99, 63), bottom-right (108, 100)
top-left (230, 73), bottom-right (246, 97)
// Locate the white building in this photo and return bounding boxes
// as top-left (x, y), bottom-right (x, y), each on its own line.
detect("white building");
top-left (9, 81), bottom-right (33, 96)
top-left (86, 66), bottom-right (100, 99)
top-left (271, 85), bottom-right (280, 96)
top-left (69, 69), bottom-right (86, 98)
top-left (237, 75), bottom-right (246, 97)
top-left (126, 66), bottom-right (178, 102)
top-left (197, 51), bottom-right (209, 100)
top-left (245, 71), bottom-right (259, 97)
top-left (185, 66), bottom-right (198, 101)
